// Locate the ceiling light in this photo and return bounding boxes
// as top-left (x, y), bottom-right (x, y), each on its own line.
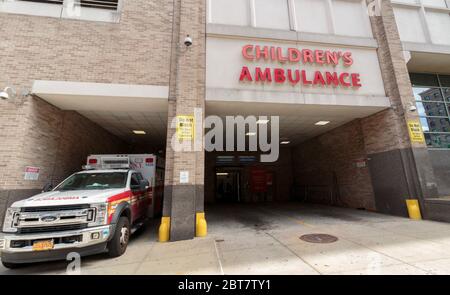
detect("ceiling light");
top-left (216, 172), bottom-right (229, 176)
top-left (281, 141), bottom-right (290, 145)
top-left (315, 121), bottom-right (330, 126)
top-left (133, 130), bottom-right (146, 135)
top-left (246, 132), bottom-right (257, 136)
top-left (256, 119), bottom-right (269, 124)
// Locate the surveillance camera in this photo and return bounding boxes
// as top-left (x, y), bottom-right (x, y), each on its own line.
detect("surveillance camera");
top-left (0, 87), bottom-right (14, 100)
top-left (409, 105), bottom-right (417, 112)
top-left (184, 35), bottom-right (192, 47)
top-left (0, 91), bottom-right (9, 100)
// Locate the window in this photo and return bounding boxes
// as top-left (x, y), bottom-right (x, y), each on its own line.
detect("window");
top-left (18, 0), bottom-right (63, 4)
top-left (78, 0), bottom-right (119, 10)
top-left (0, 0), bottom-right (121, 23)
top-left (130, 173), bottom-right (140, 188)
top-left (18, 0), bottom-right (118, 10)
top-left (411, 73), bottom-right (450, 149)
top-left (55, 172), bottom-right (127, 191)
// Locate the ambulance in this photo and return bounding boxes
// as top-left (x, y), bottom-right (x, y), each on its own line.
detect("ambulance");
top-left (86, 154), bottom-right (165, 218)
top-left (0, 154), bottom-right (164, 268)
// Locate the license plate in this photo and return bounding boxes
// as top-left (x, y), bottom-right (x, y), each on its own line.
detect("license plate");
top-left (32, 240), bottom-right (54, 251)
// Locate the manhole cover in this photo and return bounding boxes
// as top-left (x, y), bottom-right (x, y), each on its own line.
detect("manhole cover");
top-left (300, 234), bottom-right (338, 244)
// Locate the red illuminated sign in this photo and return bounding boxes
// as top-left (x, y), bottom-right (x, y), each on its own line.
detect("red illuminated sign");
top-left (239, 45), bottom-right (362, 88)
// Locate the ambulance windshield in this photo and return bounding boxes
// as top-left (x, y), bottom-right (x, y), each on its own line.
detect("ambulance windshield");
top-left (56, 172), bottom-right (128, 191)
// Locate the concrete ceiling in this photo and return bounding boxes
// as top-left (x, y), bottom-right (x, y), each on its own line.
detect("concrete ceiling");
top-left (38, 97), bottom-right (388, 148)
top-left (34, 81), bottom-right (389, 148)
top-left (78, 110), bottom-right (167, 145)
top-left (206, 101), bottom-right (388, 146)
top-left (38, 97), bottom-right (169, 145)
top-left (33, 81), bottom-right (169, 146)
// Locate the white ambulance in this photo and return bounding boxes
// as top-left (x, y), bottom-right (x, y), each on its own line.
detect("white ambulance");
top-left (0, 154), bottom-right (164, 268)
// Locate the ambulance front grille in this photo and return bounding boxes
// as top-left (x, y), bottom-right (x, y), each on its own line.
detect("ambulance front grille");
top-left (17, 224), bottom-right (88, 234)
top-left (21, 204), bottom-right (90, 213)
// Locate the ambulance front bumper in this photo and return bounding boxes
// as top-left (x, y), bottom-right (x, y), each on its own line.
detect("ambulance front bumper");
top-left (0, 225), bottom-right (112, 264)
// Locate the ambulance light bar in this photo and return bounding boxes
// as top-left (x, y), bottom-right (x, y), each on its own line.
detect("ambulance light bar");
top-left (82, 164), bottom-right (130, 170)
top-left (103, 164), bottom-right (130, 169)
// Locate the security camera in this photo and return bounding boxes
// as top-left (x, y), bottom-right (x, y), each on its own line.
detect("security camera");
top-left (0, 87), bottom-right (15, 100)
top-left (184, 35), bottom-right (192, 47)
top-left (409, 104), bottom-right (417, 112)
top-left (0, 91), bottom-right (8, 100)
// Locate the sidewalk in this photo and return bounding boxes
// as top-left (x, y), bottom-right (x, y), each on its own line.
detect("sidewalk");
top-left (2, 203), bottom-right (450, 275)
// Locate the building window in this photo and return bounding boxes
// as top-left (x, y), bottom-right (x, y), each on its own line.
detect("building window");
top-left (411, 73), bottom-right (450, 149)
top-left (0, 0), bottom-right (122, 23)
top-left (14, 0), bottom-right (119, 9)
top-left (78, 0), bottom-right (119, 10)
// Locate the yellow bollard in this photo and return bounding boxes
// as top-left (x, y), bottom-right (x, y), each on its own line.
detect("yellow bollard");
top-left (158, 216), bottom-right (171, 242)
top-left (196, 212), bottom-right (207, 237)
top-left (406, 199), bottom-right (422, 220)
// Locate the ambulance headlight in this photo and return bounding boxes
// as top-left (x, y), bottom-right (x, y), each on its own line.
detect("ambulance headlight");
top-left (3, 207), bottom-right (20, 233)
top-left (88, 203), bottom-right (108, 226)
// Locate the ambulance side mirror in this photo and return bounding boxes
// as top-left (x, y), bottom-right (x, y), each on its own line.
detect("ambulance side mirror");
top-left (140, 179), bottom-right (150, 190)
top-left (42, 182), bottom-right (53, 192)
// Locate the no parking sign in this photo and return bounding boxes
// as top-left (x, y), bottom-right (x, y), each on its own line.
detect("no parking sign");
top-left (24, 166), bottom-right (40, 181)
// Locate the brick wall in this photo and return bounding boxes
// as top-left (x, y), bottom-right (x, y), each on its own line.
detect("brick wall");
top-left (292, 120), bottom-right (376, 210)
top-left (161, 0), bottom-right (207, 240)
top-left (0, 96), bottom-right (127, 191)
top-left (0, 0), bottom-right (173, 190)
top-left (0, 96), bottom-right (126, 227)
top-left (0, 0), bottom-right (173, 89)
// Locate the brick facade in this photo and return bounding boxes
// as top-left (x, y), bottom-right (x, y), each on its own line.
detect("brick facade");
top-left (0, 0), bottom-right (447, 240)
top-left (0, 0), bottom-right (174, 188)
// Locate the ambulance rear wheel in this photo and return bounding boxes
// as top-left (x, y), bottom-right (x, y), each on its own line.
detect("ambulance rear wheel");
top-left (107, 216), bottom-right (130, 258)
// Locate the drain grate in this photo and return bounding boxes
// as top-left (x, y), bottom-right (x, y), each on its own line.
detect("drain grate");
top-left (300, 234), bottom-right (338, 244)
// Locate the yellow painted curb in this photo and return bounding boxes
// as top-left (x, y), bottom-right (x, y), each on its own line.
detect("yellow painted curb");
top-left (196, 212), bottom-right (207, 237)
top-left (158, 216), bottom-right (171, 242)
top-left (406, 199), bottom-right (422, 220)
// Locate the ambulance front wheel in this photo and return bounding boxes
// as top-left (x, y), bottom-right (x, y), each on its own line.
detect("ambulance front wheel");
top-left (107, 217), bottom-right (130, 257)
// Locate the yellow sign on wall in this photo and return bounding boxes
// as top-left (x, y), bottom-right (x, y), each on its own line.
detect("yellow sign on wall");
top-left (407, 120), bottom-right (425, 143)
top-left (176, 115), bottom-right (195, 140)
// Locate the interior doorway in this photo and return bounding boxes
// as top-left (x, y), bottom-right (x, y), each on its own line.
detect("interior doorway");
top-left (215, 168), bottom-right (241, 203)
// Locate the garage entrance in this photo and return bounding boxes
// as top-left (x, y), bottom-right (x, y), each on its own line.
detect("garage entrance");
top-left (30, 80), bottom-right (169, 206)
top-left (204, 100), bottom-right (390, 211)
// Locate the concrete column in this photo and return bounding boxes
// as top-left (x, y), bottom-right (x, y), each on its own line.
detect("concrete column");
top-left (162, 0), bottom-right (206, 241)
top-left (362, 0), bottom-right (438, 216)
